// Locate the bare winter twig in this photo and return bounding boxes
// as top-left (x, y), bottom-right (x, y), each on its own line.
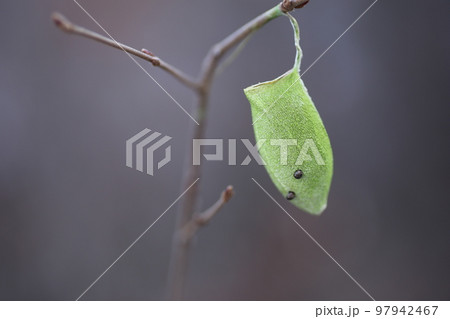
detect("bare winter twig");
top-left (181, 186), bottom-right (234, 242)
top-left (51, 13), bottom-right (199, 90)
top-left (52, 0), bottom-right (309, 300)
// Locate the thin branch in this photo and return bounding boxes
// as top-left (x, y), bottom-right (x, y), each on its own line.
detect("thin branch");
top-left (51, 13), bottom-right (199, 90)
top-left (198, 6), bottom-right (280, 89)
top-left (196, 185), bottom-right (234, 226)
top-left (215, 33), bottom-right (253, 77)
top-left (181, 186), bottom-right (234, 242)
top-left (198, 0), bottom-right (310, 89)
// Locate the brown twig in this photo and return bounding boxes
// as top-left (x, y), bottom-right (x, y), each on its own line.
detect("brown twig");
top-left (181, 186), bottom-right (234, 242)
top-left (282, 0), bottom-right (310, 12)
top-left (52, 0), bottom-right (309, 300)
top-left (51, 13), bottom-right (199, 90)
top-left (198, 2), bottom-right (308, 91)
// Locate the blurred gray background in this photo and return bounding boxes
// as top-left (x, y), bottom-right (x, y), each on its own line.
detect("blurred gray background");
top-left (1, 0), bottom-right (449, 300)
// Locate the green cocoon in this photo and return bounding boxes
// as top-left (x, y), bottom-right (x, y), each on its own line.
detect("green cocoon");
top-left (244, 13), bottom-right (333, 215)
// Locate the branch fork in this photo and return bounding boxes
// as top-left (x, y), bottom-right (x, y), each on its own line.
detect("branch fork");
top-left (52, 0), bottom-right (309, 300)
top-left (180, 186), bottom-right (234, 243)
